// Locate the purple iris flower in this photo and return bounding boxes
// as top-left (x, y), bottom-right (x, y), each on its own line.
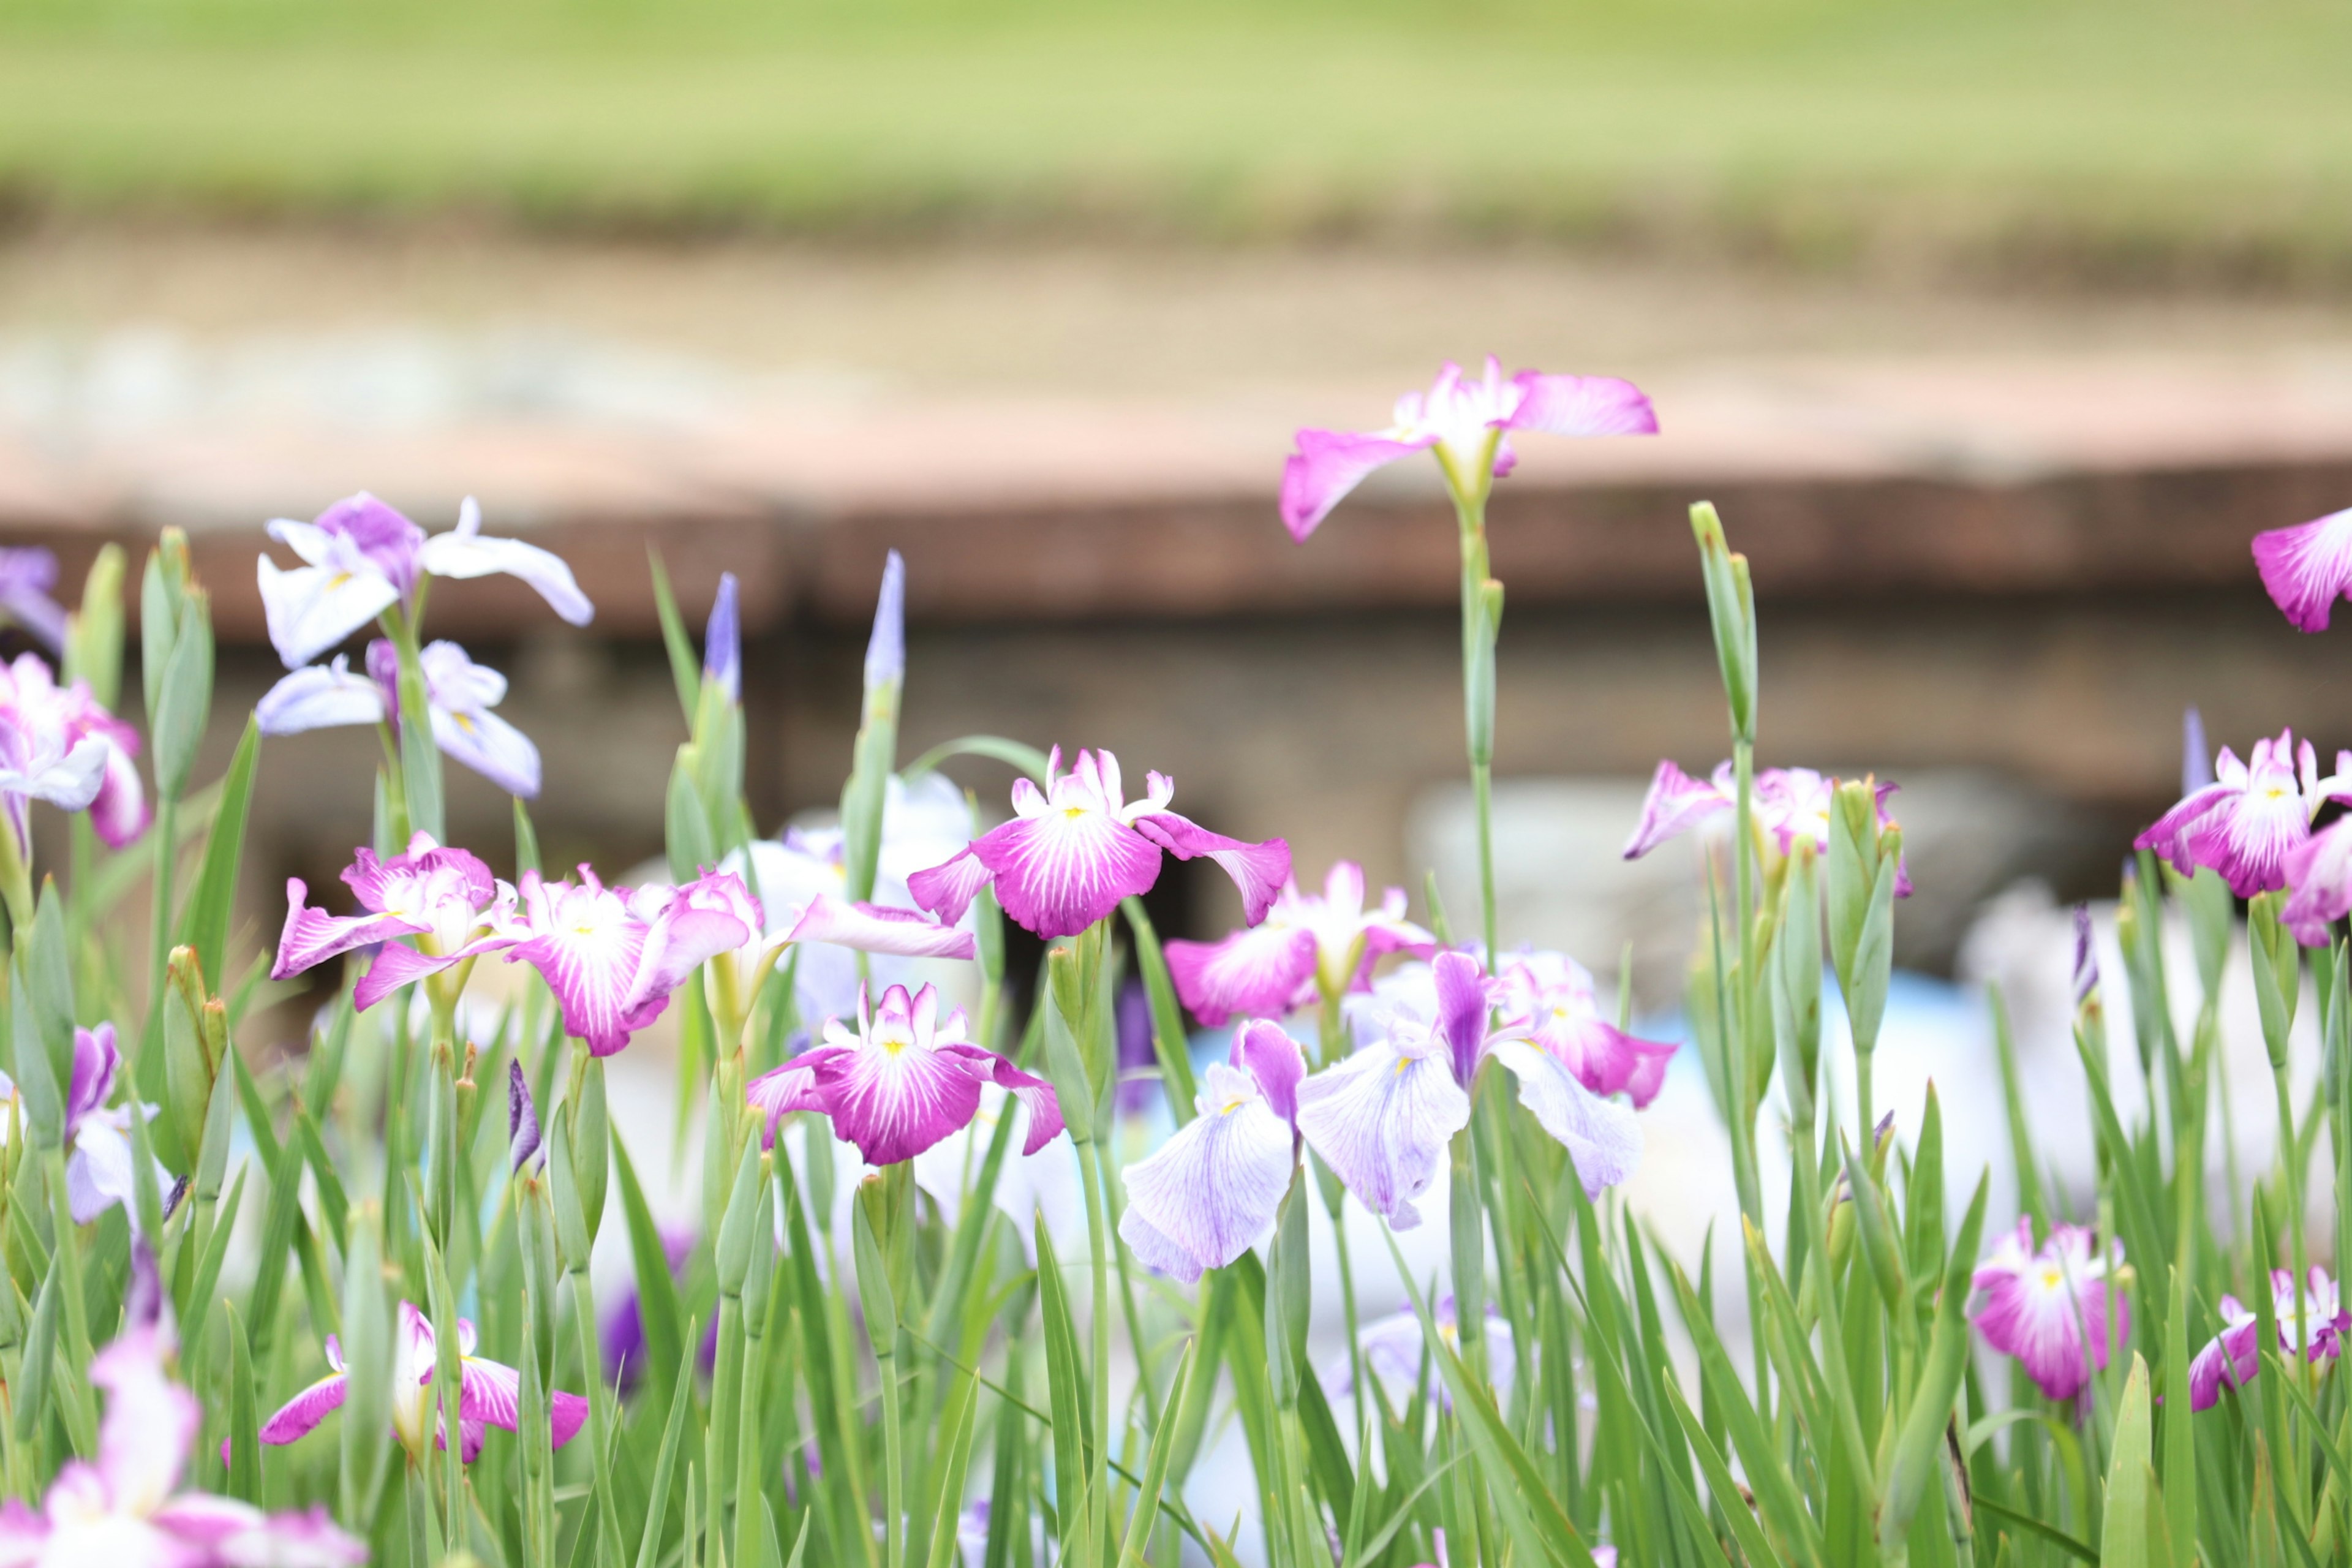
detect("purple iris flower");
top-left (2136, 726), bottom-right (2352, 897)
top-left (603, 1229), bottom-right (720, 1393)
top-left (508, 1058), bottom-right (544, 1173)
top-left (271, 833), bottom-right (529, 1012)
top-left (0, 1023), bottom-right (158, 1226)
top-left (0, 548), bottom-right (68, 655)
top-left (258, 492), bottom-right (592, 669)
top-left (505, 865), bottom-right (762, 1057)
top-left (2189, 1267), bottom-right (2350, 1411)
top-left (2253, 506), bottom-right (2352, 633)
top-left (1165, 861), bottom-right (1433, 1027)
top-left (1338, 1294), bottom-right (1517, 1407)
top-left (1968, 1219), bottom-right (2129, 1402)
top-left (1295, 951), bottom-right (1639, 1229)
top-left (2285, 820), bottom-right (2352, 946)
top-left (744, 982), bottom-right (1061, 1169)
top-left (908, 746), bottom-right (1290, 941)
top-left (1118, 1019), bottom-right (1307, 1283)
top-left (250, 1301), bottom-right (588, 1466)
top-left (257, 636), bottom-right (542, 798)
top-left (0, 1322), bottom-right (365, 1566)
top-left (1623, 758), bottom-right (1912, 896)
top-left (1280, 356), bottom-right (1656, 541)
top-left (1488, 949), bottom-right (1676, 1110)
top-left (0, 652), bottom-right (148, 851)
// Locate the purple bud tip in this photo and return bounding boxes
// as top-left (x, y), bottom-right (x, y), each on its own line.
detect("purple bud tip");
top-left (2071, 903), bottom-right (2098, 1006)
top-left (703, 572), bottom-right (741, 704)
top-left (2183, 707), bottom-right (2213, 794)
top-left (1872, 1109), bottom-right (1896, 1148)
top-left (126, 1235), bottom-right (163, 1330)
top-left (864, 549), bottom-right (906, 690)
top-left (508, 1057), bottom-right (543, 1173)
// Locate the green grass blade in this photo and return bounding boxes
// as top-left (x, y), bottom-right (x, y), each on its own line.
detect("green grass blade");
top-left (226, 1300), bottom-right (262, 1501)
top-left (172, 715), bottom-right (259, 987)
top-left (612, 1137), bottom-right (687, 1404)
top-left (635, 1321), bottom-right (704, 1568)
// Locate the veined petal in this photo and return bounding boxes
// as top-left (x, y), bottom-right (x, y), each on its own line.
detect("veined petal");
top-left (1430, 949), bottom-right (1491, 1087)
top-left (788, 895), bottom-right (976, 960)
top-left (625, 871), bottom-right (762, 1016)
top-left (2253, 508), bottom-right (2352, 632)
top-left (257, 557), bottom-right (400, 671)
top-left (66, 1022), bottom-right (119, 1129)
top-left (254, 1372), bottom-right (350, 1447)
top-left (255, 657), bottom-right (388, 737)
top-left (272, 878), bottom-right (423, 981)
top-left (1118, 1062), bottom-right (1295, 1282)
top-left (1165, 925), bottom-right (1316, 1027)
top-left (745, 1052), bottom-right (837, 1147)
top-left (1488, 1041), bottom-right (1642, 1196)
top-left (418, 503), bottom-right (594, 626)
top-left (973, 809), bottom-right (1161, 940)
top-left (940, 1045), bottom-right (1065, 1153)
top-left (1278, 429), bottom-right (1434, 541)
top-left (458, 1354), bottom-right (587, 1450)
top-left (430, 703), bottom-right (541, 798)
top-left (1232, 1018), bottom-right (1308, 1125)
top-left (2189, 1316), bottom-right (2263, 1411)
top-left (66, 1116), bottom-right (140, 1225)
top-left (1502, 372), bottom-right (1659, 437)
top-left (508, 870), bottom-right (657, 1055)
top-left (2187, 788), bottom-right (2309, 896)
top-left (1294, 1040), bottom-right (1471, 1229)
top-left (353, 942), bottom-right (461, 1012)
top-left (907, 846), bottom-right (995, 927)
top-left (1623, 760), bottom-right (1730, 859)
top-left (811, 1035), bottom-right (983, 1166)
top-left (1130, 812), bottom-right (1291, 927)
top-left (85, 734), bottom-right (148, 849)
top-left (2133, 781), bottom-right (2234, 874)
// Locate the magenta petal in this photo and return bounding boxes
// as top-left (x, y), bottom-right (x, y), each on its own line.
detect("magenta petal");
top-left (549, 1390), bottom-right (591, 1450)
top-left (812, 1032), bottom-right (984, 1167)
top-left (1165, 925), bottom-right (1316, 1027)
top-left (255, 1372), bottom-right (349, 1448)
top-left (273, 878), bottom-right (423, 981)
top-left (625, 871), bottom-right (761, 1015)
top-left (973, 810), bottom-right (1161, 940)
top-left (508, 870), bottom-right (654, 1055)
top-left (2253, 508), bottom-right (2352, 632)
top-left (1278, 429), bottom-right (1434, 541)
top-left (1231, 1018), bottom-right (1307, 1125)
top-left (65, 1022), bottom-right (118, 1129)
top-left (354, 942), bottom-right (460, 1012)
top-left (943, 1044), bottom-right (1065, 1153)
top-left (1430, 950), bottom-right (1491, 1087)
top-left (746, 1051), bottom-right (838, 1147)
top-left (2283, 818), bottom-right (2352, 945)
top-left (907, 846), bottom-right (996, 927)
top-left (1502, 372), bottom-right (1659, 438)
top-left (1118, 1061), bottom-right (1295, 1280)
top-left (1623, 760), bottom-right (1730, 860)
top-left (790, 894), bottom-right (977, 960)
top-left (86, 736), bottom-right (149, 849)
top-left (2189, 1316), bottom-right (2261, 1411)
top-left (1130, 813), bottom-right (1291, 927)
top-left (1555, 1018), bottom-right (1678, 1109)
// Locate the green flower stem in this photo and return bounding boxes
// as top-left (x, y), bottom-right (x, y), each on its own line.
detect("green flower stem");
top-left (1076, 1102), bottom-right (1114, 1566)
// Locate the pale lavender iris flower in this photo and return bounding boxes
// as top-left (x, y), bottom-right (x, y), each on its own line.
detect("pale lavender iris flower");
top-left (2284, 819), bottom-right (2352, 946)
top-left (909, 746), bottom-right (1290, 941)
top-left (1118, 1019), bottom-right (1307, 1282)
top-left (1624, 758), bottom-right (1911, 896)
top-left (1968, 1219), bottom-right (2129, 1402)
top-left (506, 865), bottom-right (762, 1057)
top-left (258, 492), bottom-right (592, 669)
top-left (0, 1023), bottom-right (160, 1226)
top-left (1164, 861), bottom-right (1431, 1027)
top-left (257, 636), bottom-right (542, 798)
top-left (1298, 951), bottom-right (1640, 1229)
top-left (249, 1300), bottom-right (589, 1466)
top-left (271, 833), bottom-right (527, 1012)
top-left (0, 547), bottom-right (68, 654)
top-left (1337, 1294), bottom-right (1517, 1408)
top-left (2188, 1267), bottom-right (2348, 1412)
top-left (0, 1321), bottom-right (365, 1568)
top-left (0, 652), bottom-right (148, 851)
top-left (2253, 507), bottom-right (2352, 633)
top-left (1280, 356), bottom-right (1656, 541)
top-left (2136, 727), bottom-right (2352, 897)
top-left (744, 982), bottom-right (1061, 1169)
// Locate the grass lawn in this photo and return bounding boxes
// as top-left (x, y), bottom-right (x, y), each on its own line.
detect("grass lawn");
top-left (1, 0), bottom-right (2347, 278)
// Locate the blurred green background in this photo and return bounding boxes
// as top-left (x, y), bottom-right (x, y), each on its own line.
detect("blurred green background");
top-left (2, 0), bottom-right (2345, 281)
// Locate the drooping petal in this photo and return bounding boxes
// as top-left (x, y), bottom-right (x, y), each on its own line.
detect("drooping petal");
top-left (1118, 1062), bottom-right (1297, 1283)
top-left (2253, 508), bottom-right (2352, 632)
top-left (352, 942), bottom-right (461, 1012)
top-left (2284, 818), bottom-right (2352, 946)
top-left (971, 809), bottom-right (1163, 940)
top-left (745, 1051), bottom-right (837, 1147)
top-left (417, 499), bottom-right (594, 626)
top-left (907, 846), bottom-right (996, 927)
top-left (1430, 949), bottom-right (1491, 1087)
top-left (0, 731), bottom-right (106, 815)
top-left (1294, 1040), bottom-right (1471, 1230)
top-left (625, 870), bottom-right (762, 1016)
top-left (1278, 429), bottom-right (1435, 542)
top-left (458, 1354), bottom-right (589, 1450)
top-left (254, 1372), bottom-right (351, 1448)
top-left (257, 556), bottom-right (402, 671)
top-left (1129, 812), bottom-right (1291, 928)
top-left (2189, 1313), bottom-right (2263, 1411)
top-left (1623, 760), bottom-right (1730, 859)
top-left (787, 894), bottom-right (976, 960)
top-left (1550, 1017), bottom-right (1678, 1109)
top-left (273, 877), bottom-right (423, 982)
top-left (2184, 787), bottom-right (2310, 897)
top-left (1165, 924), bottom-right (1316, 1027)
top-left (84, 733), bottom-right (148, 850)
top-left (939, 1045), bottom-right (1065, 1154)
top-left (66, 1023), bottom-right (119, 1129)
top-left (1487, 1041), bottom-right (1642, 1196)
top-left (255, 657), bottom-right (388, 737)
top-left (1231, 1018), bottom-right (1308, 1125)
top-left (810, 1033), bottom-right (984, 1167)
top-left (430, 703), bottom-right (542, 799)
top-left (89, 1324), bottom-right (198, 1516)
top-left (1502, 372), bottom-right (1659, 438)
top-left (507, 870), bottom-right (659, 1056)
top-left (66, 1115), bottom-right (140, 1225)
